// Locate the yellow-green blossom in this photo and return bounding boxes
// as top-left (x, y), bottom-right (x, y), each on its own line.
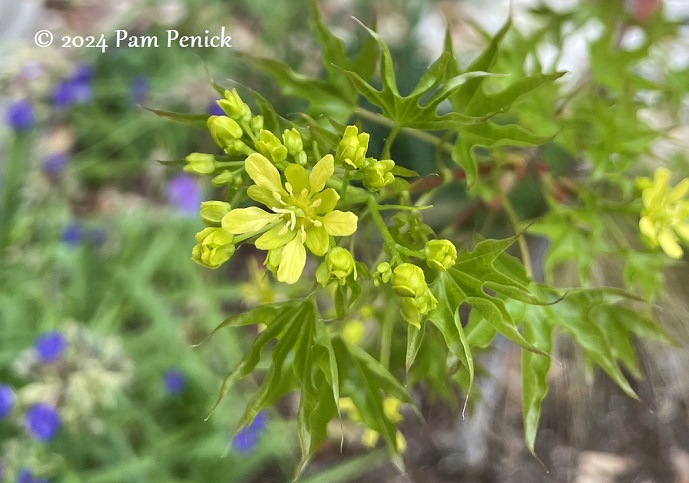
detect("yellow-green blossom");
top-left (316, 246), bottom-right (357, 286)
top-left (184, 153), bottom-right (216, 175)
top-left (362, 159), bottom-right (395, 190)
top-left (637, 167), bottom-right (689, 259)
top-left (255, 130), bottom-right (288, 164)
top-left (342, 320), bottom-right (365, 345)
top-left (339, 396), bottom-right (406, 451)
top-left (200, 201), bottom-right (231, 226)
top-left (391, 263), bottom-right (437, 328)
top-left (217, 88), bottom-right (252, 123)
top-left (191, 227), bottom-right (235, 269)
top-left (222, 153), bottom-right (358, 284)
top-left (336, 125), bottom-right (370, 169)
top-left (207, 116), bottom-right (243, 149)
top-left (424, 239), bottom-right (457, 271)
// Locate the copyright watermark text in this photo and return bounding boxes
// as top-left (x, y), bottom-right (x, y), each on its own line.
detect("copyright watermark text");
top-left (34, 27), bottom-right (232, 53)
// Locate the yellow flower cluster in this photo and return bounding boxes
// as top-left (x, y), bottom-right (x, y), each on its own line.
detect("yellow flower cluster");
top-left (637, 168), bottom-right (689, 259)
top-left (338, 396), bottom-right (406, 451)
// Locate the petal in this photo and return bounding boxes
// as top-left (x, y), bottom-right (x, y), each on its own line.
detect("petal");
top-left (245, 153), bottom-right (284, 193)
top-left (638, 216), bottom-right (656, 239)
top-left (668, 179), bottom-right (689, 203)
top-left (309, 154), bottom-right (334, 193)
top-left (285, 164), bottom-right (310, 194)
top-left (313, 188), bottom-right (340, 214)
top-left (321, 211), bottom-right (358, 236)
top-left (222, 207), bottom-right (279, 234)
top-left (658, 227), bottom-right (683, 259)
top-left (255, 224), bottom-right (296, 250)
top-left (247, 185), bottom-right (279, 208)
top-left (277, 235), bottom-right (306, 284)
top-left (673, 223), bottom-right (689, 243)
top-left (305, 225), bottom-right (329, 256)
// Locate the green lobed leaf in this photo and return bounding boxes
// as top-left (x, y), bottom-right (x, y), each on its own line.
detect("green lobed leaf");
top-left (519, 302), bottom-right (554, 455)
top-left (405, 323), bottom-right (425, 372)
top-left (332, 337), bottom-right (411, 467)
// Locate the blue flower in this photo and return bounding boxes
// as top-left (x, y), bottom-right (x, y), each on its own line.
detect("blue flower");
top-left (0, 384), bottom-right (15, 419)
top-left (162, 369), bottom-right (186, 396)
top-left (207, 100), bottom-right (225, 117)
top-left (34, 331), bottom-right (67, 362)
top-left (6, 99), bottom-right (35, 131)
top-left (61, 223), bottom-right (82, 247)
top-left (24, 403), bottom-right (61, 442)
top-left (42, 153), bottom-right (68, 175)
top-left (232, 411), bottom-right (267, 453)
top-left (166, 174), bottom-right (202, 216)
top-left (130, 75), bottom-right (150, 104)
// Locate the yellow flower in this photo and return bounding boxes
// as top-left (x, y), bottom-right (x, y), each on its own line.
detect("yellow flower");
top-left (222, 153), bottom-right (358, 284)
top-left (638, 168), bottom-right (689, 259)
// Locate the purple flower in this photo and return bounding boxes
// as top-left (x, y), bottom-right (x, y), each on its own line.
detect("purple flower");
top-left (162, 369), bottom-right (186, 396)
top-left (61, 223), bottom-right (82, 247)
top-left (232, 411), bottom-right (267, 453)
top-left (207, 100), bottom-right (225, 117)
top-left (24, 403), bottom-right (61, 441)
top-left (42, 153), bottom-right (68, 175)
top-left (0, 384), bottom-right (15, 419)
top-left (71, 64), bottom-right (93, 84)
top-left (166, 174), bottom-right (202, 216)
top-left (51, 64), bottom-right (94, 109)
top-left (130, 75), bottom-right (150, 104)
top-left (88, 227), bottom-right (107, 246)
top-left (15, 468), bottom-right (50, 483)
top-left (34, 331), bottom-right (67, 362)
top-left (6, 99), bottom-right (35, 131)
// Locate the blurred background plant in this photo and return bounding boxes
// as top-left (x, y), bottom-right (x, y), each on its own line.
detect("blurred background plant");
top-left (1, 0), bottom-right (689, 482)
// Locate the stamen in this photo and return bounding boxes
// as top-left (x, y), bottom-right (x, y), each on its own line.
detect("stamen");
top-left (278, 224), bottom-right (288, 235)
top-left (290, 211), bottom-right (297, 231)
top-left (313, 219), bottom-right (323, 227)
top-left (310, 199), bottom-right (322, 208)
top-left (301, 188), bottom-right (309, 198)
top-left (285, 182), bottom-right (294, 195)
top-left (272, 192), bottom-right (282, 202)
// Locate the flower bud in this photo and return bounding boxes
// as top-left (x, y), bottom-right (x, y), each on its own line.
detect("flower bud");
top-left (207, 116), bottom-right (243, 148)
top-left (373, 262), bottom-right (392, 286)
top-left (316, 247), bottom-right (357, 285)
top-left (336, 125), bottom-right (369, 169)
top-left (328, 247), bottom-right (356, 282)
top-left (362, 159), bottom-right (395, 190)
top-left (391, 263), bottom-right (427, 298)
top-left (184, 152), bottom-right (216, 175)
top-left (225, 140), bottom-right (254, 156)
top-left (282, 128), bottom-right (304, 155)
top-left (424, 239), bottom-right (457, 271)
top-left (211, 170), bottom-right (234, 187)
top-left (250, 115), bottom-right (264, 133)
top-left (255, 129), bottom-right (288, 164)
top-left (217, 89), bottom-right (252, 122)
top-left (200, 201), bottom-right (232, 226)
top-left (192, 227), bottom-right (235, 269)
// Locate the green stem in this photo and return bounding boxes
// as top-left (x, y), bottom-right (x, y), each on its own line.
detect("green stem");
top-left (0, 133), bottom-right (30, 248)
top-left (367, 197), bottom-right (400, 262)
top-left (340, 170), bottom-right (352, 204)
top-left (355, 107), bottom-right (454, 153)
top-left (499, 190), bottom-right (533, 280)
top-left (381, 125), bottom-right (400, 159)
top-left (380, 305), bottom-right (394, 370)
top-left (215, 161), bottom-right (246, 168)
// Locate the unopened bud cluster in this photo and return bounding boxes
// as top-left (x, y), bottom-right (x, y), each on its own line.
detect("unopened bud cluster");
top-left (335, 125), bottom-right (396, 190)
